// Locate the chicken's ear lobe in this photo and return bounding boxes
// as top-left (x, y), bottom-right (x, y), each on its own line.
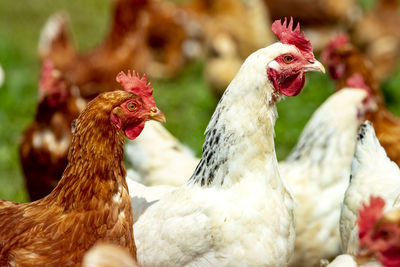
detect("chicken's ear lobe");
top-left (38, 12), bottom-right (76, 60)
top-left (110, 110), bottom-right (122, 130)
top-left (358, 196), bottom-right (386, 240)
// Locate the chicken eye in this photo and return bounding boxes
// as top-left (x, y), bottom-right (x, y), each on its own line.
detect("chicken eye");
top-left (379, 229), bottom-right (392, 240)
top-left (127, 102), bottom-right (137, 111)
top-left (283, 55), bottom-right (294, 64)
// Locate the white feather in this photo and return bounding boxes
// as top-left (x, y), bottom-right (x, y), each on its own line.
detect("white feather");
top-left (340, 121), bottom-right (400, 254)
top-left (133, 43), bottom-right (300, 266)
top-left (279, 88), bottom-right (370, 267)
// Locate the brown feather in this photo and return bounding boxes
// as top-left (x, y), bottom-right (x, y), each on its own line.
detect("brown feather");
top-left (2, 91), bottom-right (138, 266)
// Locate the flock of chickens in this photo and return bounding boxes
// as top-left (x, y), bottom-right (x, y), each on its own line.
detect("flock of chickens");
top-left (1, 0), bottom-right (400, 266)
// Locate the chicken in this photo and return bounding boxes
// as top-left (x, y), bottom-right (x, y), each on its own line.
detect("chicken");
top-left (127, 64), bottom-right (373, 267)
top-left (325, 197), bottom-right (394, 267)
top-left (39, 0), bottom-right (202, 99)
top-left (340, 121), bottom-right (400, 255)
top-left (125, 121), bottom-right (199, 186)
top-left (0, 71), bottom-right (165, 266)
top-left (83, 243), bottom-right (139, 267)
top-left (184, 0), bottom-right (274, 96)
top-left (132, 18), bottom-right (325, 266)
top-left (321, 34), bottom-right (380, 96)
top-left (322, 35), bottom-right (400, 168)
top-left (277, 80), bottom-right (375, 266)
top-left (19, 60), bottom-right (86, 201)
top-left (38, 9), bottom-right (147, 100)
top-left (350, 0), bottom-right (400, 82)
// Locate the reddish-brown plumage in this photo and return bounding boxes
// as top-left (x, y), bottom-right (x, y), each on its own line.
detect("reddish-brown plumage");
top-left (40, 0), bottom-right (199, 100)
top-left (19, 61), bottom-right (85, 201)
top-left (323, 36), bottom-right (400, 167)
top-left (3, 74), bottom-right (164, 266)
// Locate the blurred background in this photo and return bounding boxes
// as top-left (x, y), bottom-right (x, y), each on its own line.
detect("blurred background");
top-left (0, 0), bottom-right (399, 202)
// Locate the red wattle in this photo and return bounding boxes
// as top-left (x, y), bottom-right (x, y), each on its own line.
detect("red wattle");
top-left (280, 74), bottom-right (305, 97)
top-left (125, 121), bottom-right (145, 140)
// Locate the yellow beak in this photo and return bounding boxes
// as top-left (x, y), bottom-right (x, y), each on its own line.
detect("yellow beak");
top-left (303, 60), bottom-right (325, 73)
top-left (148, 107), bottom-right (166, 123)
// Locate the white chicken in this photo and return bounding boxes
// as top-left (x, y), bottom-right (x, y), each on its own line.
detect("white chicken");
top-left (279, 86), bottom-right (374, 267)
top-left (125, 121), bottom-right (199, 186)
top-left (340, 121), bottom-right (400, 255)
top-left (132, 18), bottom-right (325, 266)
top-left (128, 82), bottom-right (374, 266)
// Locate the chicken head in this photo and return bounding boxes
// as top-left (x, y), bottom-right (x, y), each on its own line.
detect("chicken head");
top-left (267, 17), bottom-right (325, 97)
top-left (111, 71), bottom-right (165, 140)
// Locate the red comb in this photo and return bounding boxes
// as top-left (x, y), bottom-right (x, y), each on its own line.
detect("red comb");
top-left (271, 17), bottom-right (314, 61)
top-left (346, 74), bottom-right (371, 94)
top-left (39, 60), bottom-right (56, 92)
top-left (38, 59), bottom-right (68, 106)
top-left (358, 196), bottom-right (386, 242)
top-left (321, 34), bottom-right (349, 63)
top-left (116, 70), bottom-right (156, 107)
top-left (328, 34), bottom-right (349, 50)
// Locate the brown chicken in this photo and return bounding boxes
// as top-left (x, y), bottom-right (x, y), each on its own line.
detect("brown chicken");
top-left (322, 34), bottom-right (400, 167)
top-left (39, 0), bottom-right (202, 99)
top-left (19, 60), bottom-right (86, 201)
top-left (183, 0), bottom-right (273, 96)
top-left (1, 71), bottom-right (165, 266)
top-left (351, 0), bottom-right (400, 82)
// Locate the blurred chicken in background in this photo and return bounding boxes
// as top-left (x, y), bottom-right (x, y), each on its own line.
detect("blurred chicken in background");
top-left (19, 60), bottom-right (85, 201)
top-left (350, 0), bottom-right (400, 82)
top-left (183, 0), bottom-right (274, 96)
top-left (39, 0), bottom-right (203, 100)
top-left (323, 34), bottom-right (400, 168)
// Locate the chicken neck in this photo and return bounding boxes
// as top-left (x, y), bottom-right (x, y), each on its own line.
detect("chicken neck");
top-left (45, 103), bottom-right (128, 210)
top-left (188, 52), bottom-right (282, 188)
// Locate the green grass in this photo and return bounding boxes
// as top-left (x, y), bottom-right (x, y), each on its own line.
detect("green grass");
top-left (0, 0), bottom-right (399, 202)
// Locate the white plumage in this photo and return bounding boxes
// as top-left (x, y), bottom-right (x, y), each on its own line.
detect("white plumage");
top-left (324, 254), bottom-right (382, 267)
top-left (279, 88), bottom-right (371, 266)
top-left (125, 121), bottom-right (199, 186)
top-left (340, 121), bottom-right (400, 255)
top-left (132, 43), bottom-right (318, 266)
top-left (324, 254), bottom-right (358, 267)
